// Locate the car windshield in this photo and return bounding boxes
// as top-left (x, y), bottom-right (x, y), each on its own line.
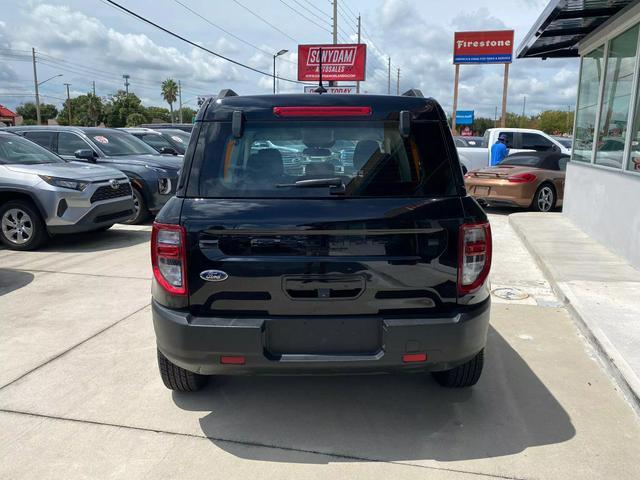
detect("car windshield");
top-left (161, 130), bottom-right (190, 153)
top-left (89, 131), bottom-right (158, 156)
top-left (499, 156), bottom-right (543, 167)
top-left (194, 120), bottom-right (456, 198)
top-left (0, 134), bottom-right (64, 165)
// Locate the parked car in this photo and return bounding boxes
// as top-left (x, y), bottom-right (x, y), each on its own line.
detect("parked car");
top-left (4, 126), bottom-right (182, 224)
top-left (457, 128), bottom-right (570, 173)
top-left (464, 151), bottom-right (568, 212)
top-left (151, 89), bottom-right (492, 392)
top-left (138, 123), bottom-right (193, 133)
top-left (0, 131), bottom-right (133, 250)
top-left (454, 136), bottom-right (484, 148)
top-left (120, 127), bottom-right (189, 155)
top-left (552, 136), bottom-right (573, 153)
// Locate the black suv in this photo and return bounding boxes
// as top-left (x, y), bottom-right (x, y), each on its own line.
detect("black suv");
top-left (152, 90), bottom-right (492, 392)
top-left (5, 127), bottom-right (182, 224)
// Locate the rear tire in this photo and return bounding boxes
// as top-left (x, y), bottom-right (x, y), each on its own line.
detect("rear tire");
top-left (157, 349), bottom-right (208, 392)
top-left (0, 200), bottom-right (48, 251)
top-left (531, 184), bottom-right (556, 212)
top-left (123, 188), bottom-right (148, 225)
top-left (432, 349), bottom-right (484, 388)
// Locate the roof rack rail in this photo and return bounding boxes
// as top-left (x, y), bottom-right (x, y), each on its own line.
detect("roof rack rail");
top-left (402, 89), bottom-right (424, 98)
top-left (217, 89), bottom-right (238, 99)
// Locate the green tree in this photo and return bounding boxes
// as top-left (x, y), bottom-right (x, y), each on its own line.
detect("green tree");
top-left (57, 93), bottom-right (105, 126)
top-left (103, 90), bottom-right (147, 127)
top-left (126, 112), bottom-right (147, 127)
top-left (538, 110), bottom-right (574, 135)
top-left (178, 106), bottom-right (196, 123)
top-left (16, 102), bottom-right (58, 124)
top-left (143, 106), bottom-right (171, 123)
top-left (161, 78), bottom-right (178, 123)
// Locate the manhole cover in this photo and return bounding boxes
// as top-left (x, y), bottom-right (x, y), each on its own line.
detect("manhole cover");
top-left (492, 287), bottom-right (529, 300)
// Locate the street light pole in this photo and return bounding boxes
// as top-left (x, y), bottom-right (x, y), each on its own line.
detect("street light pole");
top-left (32, 48), bottom-right (41, 125)
top-left (273, 49), bottom-right (288, 94)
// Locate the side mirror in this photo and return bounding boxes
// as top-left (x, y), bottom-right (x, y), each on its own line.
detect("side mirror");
top-left (160, 146), bottom-right (178, 155)
top-left (75, 149), bottom-right (97, 163)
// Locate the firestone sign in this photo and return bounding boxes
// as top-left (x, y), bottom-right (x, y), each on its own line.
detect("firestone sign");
top-left (453, 30), bottom-right (514, 64)
top-left (298, 44), bottom-right (367, 82)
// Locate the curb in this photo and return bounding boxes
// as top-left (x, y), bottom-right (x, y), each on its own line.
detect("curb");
top-left (509, 214), bottom-right (640, 417)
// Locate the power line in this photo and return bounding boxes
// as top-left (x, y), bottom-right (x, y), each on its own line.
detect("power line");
top-left (171, 0), bottom-right (296, 65)
top-left (300, 0), bottom-right (331, 19)
top-left (278, 0), bottom-right (332, 34)
top-left (101, 0), bottom-right (305, 84)
top-left (290, 0), bottom-right (329, 23)
top-left (230, 0), bottom-right (298, 43)
top-left (341, 0), bottom-right (359, 22)
top-left (336, 2), bottom-right (357, 28)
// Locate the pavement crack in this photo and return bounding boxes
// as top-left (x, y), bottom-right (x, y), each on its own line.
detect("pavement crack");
top-left (0, 409), bottom-right (529, 480)
top-left (0, 303), bottom-right (150, 391)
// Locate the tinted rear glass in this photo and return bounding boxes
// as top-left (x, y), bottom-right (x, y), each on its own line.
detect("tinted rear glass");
top-left (192, 120), bottom-right (456, 198)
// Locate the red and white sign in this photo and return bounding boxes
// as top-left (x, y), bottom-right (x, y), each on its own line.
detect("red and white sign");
top-left (461, 126), bottom-right (473, 136)
top-left (298, 44), bottom-right (366, 82)
top-left (453, 30), bottom-right (514, 64)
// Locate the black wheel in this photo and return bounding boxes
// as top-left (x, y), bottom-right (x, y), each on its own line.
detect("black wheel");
top-left (531, 183), bottom-right (556, 212)
top-left (432, 349), bottom-right (484, 388)
top-left (157, 349), bottom-right (208, 392)
top-left (0, 200), bottom-right (48, 251)
top-left (123, 188), bottom-right (148, 225)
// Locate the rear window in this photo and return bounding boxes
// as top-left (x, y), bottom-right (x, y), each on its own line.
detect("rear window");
top-left (191, 120), bottom-right (456, 198)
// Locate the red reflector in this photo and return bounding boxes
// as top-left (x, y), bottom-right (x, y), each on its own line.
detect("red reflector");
top-left (273, 106), bottom-right (372, 117)
top-left (220, 356), bottom-right (246, 365)
top-left (157, 244), bottom-right (179, 257)
top-left (402, 353), bottom-right (427, 363)
top-left (465, 241), bottom-right (487, 255)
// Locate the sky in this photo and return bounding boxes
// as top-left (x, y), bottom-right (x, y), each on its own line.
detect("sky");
top-left (0, 0), bottom-right (580, 119)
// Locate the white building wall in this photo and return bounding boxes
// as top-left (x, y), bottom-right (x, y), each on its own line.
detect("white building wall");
top-left (564, 161), bottom-right (640, 269)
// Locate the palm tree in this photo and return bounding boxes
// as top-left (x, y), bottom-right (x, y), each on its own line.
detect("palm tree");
top-left (161, 79), bottom-right (178, 123)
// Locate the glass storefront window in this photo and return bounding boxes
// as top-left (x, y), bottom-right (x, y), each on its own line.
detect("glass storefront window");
top-left (594, 25), bottom-right (639, 168)
top-left (573, 47), bottom-right (605, 162)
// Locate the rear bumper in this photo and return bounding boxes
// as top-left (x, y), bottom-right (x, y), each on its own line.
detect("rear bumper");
top-left (466, 181), bottom-right (534, 208)
top-left (152, 299), bottom-right (491, 375)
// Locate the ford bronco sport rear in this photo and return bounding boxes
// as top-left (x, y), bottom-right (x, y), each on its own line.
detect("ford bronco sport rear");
top-left (151, 89), bottom-right (491, 392)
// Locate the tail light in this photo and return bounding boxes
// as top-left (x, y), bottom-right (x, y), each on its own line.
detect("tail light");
top-left (507, 172), bottom-right (537, 183)
top-left (458, 222), bottom-right (492, 295)
top-left (151, 223), bottom-right (187, 296)
top-left (273, 106), bottom-right (372, 117)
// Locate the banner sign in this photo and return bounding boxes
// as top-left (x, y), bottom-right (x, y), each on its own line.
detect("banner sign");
top-left (298, 44), bottom-right (366, 82)
top-left (455, 110), bottom-right (474, 125)
top-left (453, 30), bottom-right (514, 64)
top-left (304, 85), bottom-right (356, 94)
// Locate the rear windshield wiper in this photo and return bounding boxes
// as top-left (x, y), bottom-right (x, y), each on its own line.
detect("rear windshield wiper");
top-left (277, 178), bottom-right (344, 189)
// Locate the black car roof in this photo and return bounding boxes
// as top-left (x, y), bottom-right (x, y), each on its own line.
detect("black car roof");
top-left (198, 93), bottom-right (445, 123)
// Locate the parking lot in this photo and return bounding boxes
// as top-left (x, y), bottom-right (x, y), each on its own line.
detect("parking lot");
top-left (1, 211), bottom-right (639, 480)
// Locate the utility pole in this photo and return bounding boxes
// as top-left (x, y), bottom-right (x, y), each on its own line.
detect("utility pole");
top-left (32, 48), bottom-right (41, 125)
top-left (356, 14), bottom-right (361, 94)
top-left (452, 64), bottom-right (460, 134)
top-left (521, 95), bottom-right (526, 127)
top-left (387, 57), bottom-right (391, 95)
top-left (123, 74), bottom-right (130, 94)
top-left (92, 81), bottom-right (96, 96)
top-left (494, 106), bottom-right (498, 127)
top-left (329, 0), bottom-right (337, 87)
top-left (178, 80), bottom-right (183, 123)
top-left (396, 67), bottom-right (400, 96)
top-left (64, 83), bottom-right (72, 125)
top-left (500, 63), bottom-right (510, 127)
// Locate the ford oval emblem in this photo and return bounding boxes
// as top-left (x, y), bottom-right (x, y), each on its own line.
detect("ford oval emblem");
top-left (200, 270), bottom-right (228, 282)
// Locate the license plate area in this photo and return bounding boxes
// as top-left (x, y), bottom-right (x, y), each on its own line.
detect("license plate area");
top-left (265, 317), bottom-right (382, 355)
top-left (282, 275), bottom-right (365, 300)
top-left (475, 186), bottom-right (490, 196)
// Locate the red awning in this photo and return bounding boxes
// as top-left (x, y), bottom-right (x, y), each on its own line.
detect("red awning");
top-left (0, 105), bottom-right (17, 118)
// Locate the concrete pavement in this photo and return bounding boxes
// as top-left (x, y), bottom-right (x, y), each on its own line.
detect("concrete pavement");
top-left (1, 217), bottom-right (639, 479)
top-left (510, 212), bottom-right (640, 412)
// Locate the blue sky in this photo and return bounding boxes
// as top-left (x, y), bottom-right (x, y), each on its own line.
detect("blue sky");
top-left (0, 0), bottom-right (579, 118)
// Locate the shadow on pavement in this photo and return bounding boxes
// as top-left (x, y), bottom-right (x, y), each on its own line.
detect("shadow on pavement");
top-left (39, 228), bottom-right (151, 253)
top-left (0, 269), bottom-right (34, 296)
top-left (172, 326), bottom-right (575, 463)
